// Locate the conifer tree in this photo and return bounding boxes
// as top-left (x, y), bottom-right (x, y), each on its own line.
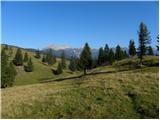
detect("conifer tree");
top-left (56, 62), bottom-right (63, 74)
top-left (61, 51), bottom-right (66, 69)
top-left (147, 46), bottom-right (154, 55)
top-left (23, 52), bottom-right (28, 62)
top-left (157, 35), bottom-right (159, 51)
top-left (7, 62), bottom-right (17, 86)
top-left (24, 57), bottom-right (33, 72)
top-left (46, 49), bottom-right (56, 65)
top-left (138, 22), bottom-right (151, 65)
top-left (115, 45), bottom-right (123, 60)
top-left (104, 44), bottom-right (110, 62)
top-left (124, 50), bottom-right (129, 58)
top-left (1, 48), bottom-right (16, 88)
top-left (69, 56), bottom-right (77, 71)
top-left (35, 49), bottom-right (41, 58)
top-left (129, 40), bottom-right (136, 56)
top-left (108, 49), bottom-right (115, 64)
top-left (42, 55), bottom-right (46, 62)
top-left (97, 47), bottom-right (104, 65)
top-left (79, 43), bottom-right (92, 75)
top-left (13, 48), bottom-right (23, 66)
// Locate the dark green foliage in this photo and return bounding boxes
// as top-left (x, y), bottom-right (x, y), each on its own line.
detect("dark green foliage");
top-left (61, 51), bottom-right (66, 69)
top-left (104, 44), bottom-right (110, 62)
top-left (97, 47), bottom-right (105, 65)
top-left (56, 62), bottom-right (63, 74)
top-left (69, 56), bottom-right (77, 71)
top-left (35, 49), bottom-right (41, 59)
top-left (129, 40), bottom-right (136, 56)
top-left (124, 50), bottom-right (129, 58)
top-left (46, 49), bottom-right (56, 65)
top-left (147, 46), bottom-right (154, 55)
top-left (13, 48), bottom-right (23, 66)
top-left (156, 35), bottom-right (159, 51)
top-left (9, 47), bottom-right (13, 57)
top-left (108, 49), bottom-right (115, 64)
top-left (42, 55), bottom-right (46, 62)
top-left (115, 45), bottom-right (123, 60)
top-left (138, 22), bottom-right (151, 64)
top-left (23, 52), bottom-right (28, 62)
top-left (79, 43), bottom-right (92, 75)
top-left (4, 44), bottom-right (8, 50)
top-left (1, 48), bottom-right (16, 88)
top-left (24, 58), bottom-right (33, 72)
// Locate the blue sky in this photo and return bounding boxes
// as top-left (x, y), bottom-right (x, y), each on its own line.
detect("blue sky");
top-left (1, 1), bottom-right (159, 49)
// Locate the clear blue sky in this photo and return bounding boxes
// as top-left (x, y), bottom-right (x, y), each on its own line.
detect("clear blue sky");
top-left (1, 1), bottom-right (159, 49)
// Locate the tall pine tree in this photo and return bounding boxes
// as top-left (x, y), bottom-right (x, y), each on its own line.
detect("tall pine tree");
top-left (61, 51), bottom-right (66, 69)
top-left (79, 43), bottom-right (92, 75)
top-left (23, 52), bottom-right (28, 62)
top-left (13, 48), bottom-right (23, 66)
top-left (97, 47), bottom-right (104, 65)
top-left (56, 62), bottom-right (63, 74)
top-left (46, 49), bottom-right (56, 65)
top-left (104, 44), bottom-right (110, 62)
top-left (115, 45), bottom-right (123, 60)
top-left (138, 22), bottom-right (151, 65)
top-left (35, 49), bottom-right (41, 58)
top-left (129, 39), bottom-right (136, 56)
top-left (147, 46), bottom-right (154, 55)
top-left (108, 49), bottom-right (115, 64)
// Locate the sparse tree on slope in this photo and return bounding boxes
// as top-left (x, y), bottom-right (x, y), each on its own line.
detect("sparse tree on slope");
top-left (13, 48), bottom-right (23, 66)
top-left (129, 39), bottom-right (136, 56)
top-left (46, 49), bottom-right (56, 65)
top-left (147, 46), bottom-right (154, 55)
top-left (61, 51), bottom-right (66, 69)
top-left (115, 45), bottom-right (123, 60)
top-left (69, 56), bottom-right (77, 71)
top-left (157, 35), bottom-right (159, 51)
top-left (23, 52), bottom-right (28, 62)
top-left (138, 22), bottom-right (151, 65)
top-left (104, 44), bottom-right (110, 62)
top-left (24, 57), bottom-right (34, 72)
top-left (56, 62), bottom-right (63, 74)
top-left (42, 55), bottom-right (46, 62)
top-left (108, 48), bottom-right (115, 64)
top-left (97, 47), bottom-right (104, 65)
top-left (79, 43), bottom-right (92, 75)
top-left (35, 49), bottom-right (41, 58)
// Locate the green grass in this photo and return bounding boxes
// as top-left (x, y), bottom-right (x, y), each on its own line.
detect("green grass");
top-left (2, 66), bottom-right (159, 118)
top-left (1, 44), bottom-right (74, 86)
top-left (1, 44), bottom-right (159, 118)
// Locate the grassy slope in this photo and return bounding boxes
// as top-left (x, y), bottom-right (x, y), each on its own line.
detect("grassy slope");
top-left (2, 45), bottom-right (73, 86)
top-left (1, 45), bottom-right (159, 118)
top-left (2, 59), bottom-right (159, 118)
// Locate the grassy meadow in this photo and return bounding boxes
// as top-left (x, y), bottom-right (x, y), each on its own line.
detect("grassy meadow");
top-left (1, 45), bottom-right (159, 118)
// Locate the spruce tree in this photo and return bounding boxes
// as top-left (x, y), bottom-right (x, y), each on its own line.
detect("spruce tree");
top-left (129, 40), bottom-right (136, 56)
top-left (97, 47), bottom-right (104, 65)
top-left (7, 62), bottom-right (17, 86)
top-left (157, 35), bottom-right (159, 51)
top-left (46, 49), bottom-right (56, 65)
top-left (13, 48), bottom-right (23, 66)
top-left (138, 22), bottom-right (151, 65)
top-left (69, 56), bottom-right (77, 71)
top-left (35, 49), bottom-right (41, 58)
top-left (115, 45), bottom-right (123, 60)
top-left (79, 43), bottom-right (92, 75)
top-left (61, 51), bottom-right (66, 69)
top-left (42, 55), bottom-right (46, 62)
top-left (147, 46), bottom-right (154, 55)
top-left (1, 48), bottom-right (16, 88)
top-left (108, 49), bottom-right (115, 64)
top-left (56, 62), bottom-right (63, 74)
top-left (104, 44), bottom-right (110, 62)
top-left (24, 57), bottom-right (33, 72)
top-left (1, 48), bottom-right (9, 88)
top-left (23, 52), bottom-right (28, 62)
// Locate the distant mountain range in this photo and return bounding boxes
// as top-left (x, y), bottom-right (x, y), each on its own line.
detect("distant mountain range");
top-left (43, 47), bottom-right (159, 59)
